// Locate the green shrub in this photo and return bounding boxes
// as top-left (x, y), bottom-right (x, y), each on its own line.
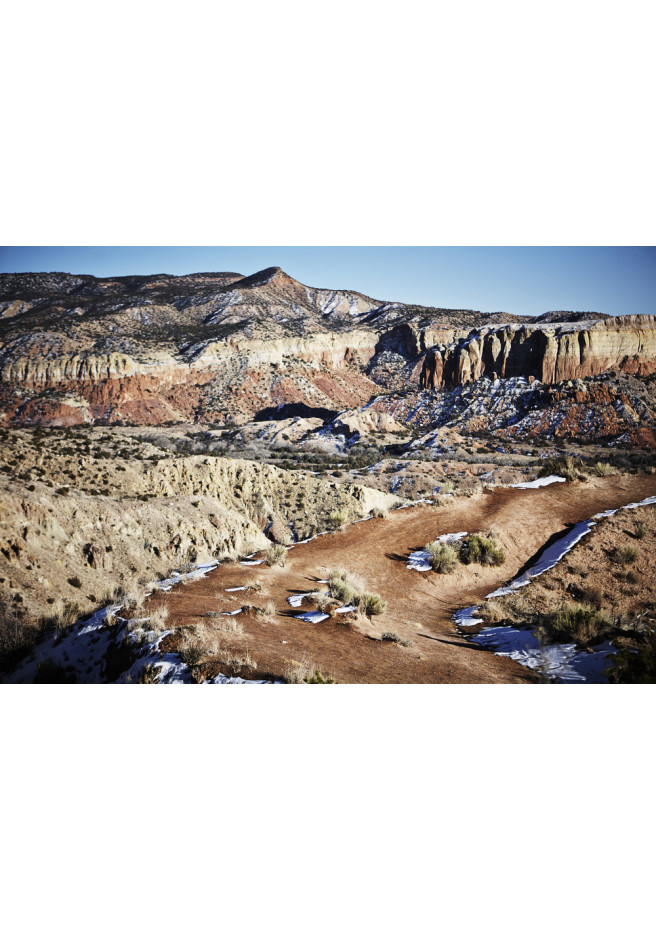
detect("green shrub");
top-left (634, 522), bottom-right (648, 540)
top-left (358, 592), bottom-right (386, 616)
top-left (426, 542), bottom-right (457, 573)
top-left (609, 545), bottom-right (639, 566)
top-left (541, 602), bottom-right (614, 647)
top-left (328, 508), bottom-right (348, 530)
top-left (608, 630), bottom-right (656, 683)
top-left (537, 455), bottom-right (576, 479)
top-left (265, 543), bottom-right (287, 567)
top-left (304, 670), bottom-right (336, 683)
top-left (459, 534), bottom-right (506, 566)
top-left (593, 461), bottom-right (617, 476)
top-left (327, 569), bottom-right (361, 605)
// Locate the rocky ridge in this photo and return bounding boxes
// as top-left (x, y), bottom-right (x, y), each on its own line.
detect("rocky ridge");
top-left (0, 267), bottom-right (655, 446)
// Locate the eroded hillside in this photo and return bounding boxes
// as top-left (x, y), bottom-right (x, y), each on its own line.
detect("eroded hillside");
top-left (2, 267), bottom-right (655, 447)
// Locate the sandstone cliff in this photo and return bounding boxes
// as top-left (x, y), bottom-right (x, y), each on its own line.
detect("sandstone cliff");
top-left (1, 267), bottom-right (653, 429)
top-left (419, 315), bottom-right (656, 389)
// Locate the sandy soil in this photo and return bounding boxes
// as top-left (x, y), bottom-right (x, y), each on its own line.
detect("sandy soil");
top-left (150, 475), bottom-right (656, 683)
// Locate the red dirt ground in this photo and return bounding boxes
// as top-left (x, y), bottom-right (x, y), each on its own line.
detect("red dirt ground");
top-left (153, 475), bottom-right (656, 683)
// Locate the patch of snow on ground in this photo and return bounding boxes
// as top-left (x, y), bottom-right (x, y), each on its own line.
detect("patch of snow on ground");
top-left (287, 592), bottom-right (321, 608)
top-left (510, 475), bottom-right (566, 489)
top-left (487, 520), bottom-right (595, 597)
top-left (225, 586), bottom-right (247, 592)
top-left (240, 559), bottom-right (264, 566)
top-left (471, 626), bottom-right (617, 683)
top-left (295, 611), bottom-right (330, 623)
top-left (624, 495), bottom-right (656, 510)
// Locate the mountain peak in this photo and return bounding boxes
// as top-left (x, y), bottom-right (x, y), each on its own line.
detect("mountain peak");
top-left (232, 266), bottom-right (288, 290)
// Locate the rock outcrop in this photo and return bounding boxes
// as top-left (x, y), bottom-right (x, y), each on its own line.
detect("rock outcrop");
top-left (1, 267), bottom-right (654, 427)
top-left (419, 315), bottom-right (656, 389)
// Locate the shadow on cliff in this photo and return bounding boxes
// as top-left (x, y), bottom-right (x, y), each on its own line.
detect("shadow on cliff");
top-left (254, 403), bottom-right (337, 423)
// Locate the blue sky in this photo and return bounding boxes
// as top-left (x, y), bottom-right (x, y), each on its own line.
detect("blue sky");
top-left (0, 246), bottom-right (654, 317)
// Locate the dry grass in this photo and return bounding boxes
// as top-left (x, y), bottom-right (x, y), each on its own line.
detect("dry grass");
top-left (265, 543), bottom-right (288, 567)
top-left (609, 544), bottom-right (639, 566)
top-left (258, 601), bottom-right (277, 623)
top-left (138, 663), bottom-right (160, 683)
top-left (134, 603), bottom-right (169, 632)
top-left (282, 654), bottom-right (335, 683)
top-left (205, 613), bottom-right (244, 634)
top-left (381, 631), bottom-right (409, 645)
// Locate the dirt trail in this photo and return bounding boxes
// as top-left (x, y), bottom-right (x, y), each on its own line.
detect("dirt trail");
top-left (155, 475), bottom-right (656, 683)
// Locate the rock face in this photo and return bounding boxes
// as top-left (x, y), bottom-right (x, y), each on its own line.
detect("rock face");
top-left (419, 315), bottom-right (656, 389)
top-left (0, 266), bottom-right (654, 427)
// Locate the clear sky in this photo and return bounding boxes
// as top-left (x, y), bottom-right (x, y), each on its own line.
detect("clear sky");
top-left (0, 246), bottom-right (654, 317)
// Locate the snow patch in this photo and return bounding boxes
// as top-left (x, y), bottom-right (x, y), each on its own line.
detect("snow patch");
top-left (287, 591), bottom-right (321, 608)
top-left (510, 475), bottom-right (566, 489)
top-left (295, 611), bottom-right (330, 623)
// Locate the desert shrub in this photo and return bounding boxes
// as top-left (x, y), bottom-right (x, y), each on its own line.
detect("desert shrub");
top-left (540, 602), bottom-right (614, 647)
top-left (327, 568), bottom-right (362, 605)
top-left (244, 581), bottom-right (262, 594)
top-left (259, 601), bottom-right (276, 623)
top-left (477, 600), bottom-right (506, 622)
top-left (304, 669), bottom-right (336, 683)
top-left (220, 649), bottom-right (257, 673)
top-left (581, 586), bottom-right (605, 609)
top-left (459, 534), bottom-right (507, 566)
top-left (328, 508), bottom-right (348, 530)
top-left (34, 658), bottom-right (77, 684)
top-left (283, 655), bottom-right (332, 683)
top-left (440, 480), bottom-right (455, 495)
top-left (381, 631), bottom-right (408, 645)
top-left (609, 545), bottom-right (639, 566)
top-left (608, 630), bottom-right (656, 683)
top-left (371, 507), bottom-right (388, 519)
top-left (177, 630), bottom-right (203, 668)
top-left (593, 461), bottom-right (617, 476)
top-left (141, 604), bottom-right (169, 631)
top-left (265, 543), bottom-right (287, 567)
top-left (138, 664), bottom-right (160, 684)
top-left (358, 592), bottom-right (387, 616)
top-left (67, 576), bottom-right (82, 589)
top-left (634, 521), bottom-right (648, 540)
top-left (269, 516), bottom-right (293, 545)
top-left (329, 578), bottom-right (359, 605)
top-left (537, 455), bottom-right (576, 480)
top-left (426, 542), bottom-right (457, 573)
top-left (0, 597), bottom-right (39, 674)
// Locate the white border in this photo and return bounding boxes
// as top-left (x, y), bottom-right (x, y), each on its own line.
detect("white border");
top-left (2, 2), bottom-right (655, 927)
